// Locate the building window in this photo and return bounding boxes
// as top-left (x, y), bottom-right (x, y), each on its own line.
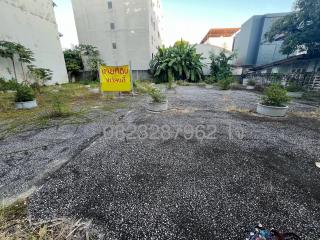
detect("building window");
top-left (110, 22), bottom-right (115, 30)
top-left (112, 42), bottom-right (117, 49)
top-left (107, 1), bottom-right (112, 9)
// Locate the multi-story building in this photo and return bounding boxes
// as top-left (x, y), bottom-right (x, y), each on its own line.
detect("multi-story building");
top-left (232, 13), bottom-right (290, 68)
top-left (200, 28), bottom-right (240, 51)
top-left (72, 0), bottom-right (163, 77)
top-left (0, 0), bottom-right (68, 84)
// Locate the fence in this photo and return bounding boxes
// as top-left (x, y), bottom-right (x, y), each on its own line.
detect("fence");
top-left (246, 72), bottom-right (320, 91)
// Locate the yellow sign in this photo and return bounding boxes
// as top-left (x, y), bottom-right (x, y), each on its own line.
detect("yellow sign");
top-left (100, 65), bottom-right (132, 92)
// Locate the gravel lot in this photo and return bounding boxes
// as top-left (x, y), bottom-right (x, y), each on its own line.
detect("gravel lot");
top-left (2, 87), bottom-right (320, 239)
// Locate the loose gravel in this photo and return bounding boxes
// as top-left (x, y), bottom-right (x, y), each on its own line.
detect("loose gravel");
top-left (2, 87), bottom-right (320, 239)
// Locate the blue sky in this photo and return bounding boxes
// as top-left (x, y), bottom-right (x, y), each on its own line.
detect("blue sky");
top-left (54, 0), bottom-right (295, 49)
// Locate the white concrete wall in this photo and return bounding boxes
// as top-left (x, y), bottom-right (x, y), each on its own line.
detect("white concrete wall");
top-left (205, 36), bottom-right (235, 51)
top-left (72, 0), bottom-right (163, 71)
top-left (0, 0), bottom-right (68, 85)
top-left (195, 44), bottom-right (231, 76)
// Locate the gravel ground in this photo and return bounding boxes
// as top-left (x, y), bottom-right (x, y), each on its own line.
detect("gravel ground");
top-left (2, 87), bottom-right (320, 239)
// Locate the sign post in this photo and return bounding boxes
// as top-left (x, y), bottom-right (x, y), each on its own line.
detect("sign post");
top-left (129, 61), bottom-right (134, 96)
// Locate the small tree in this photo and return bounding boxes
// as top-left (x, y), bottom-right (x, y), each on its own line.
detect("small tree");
top-left (174, 39), bottom-right (189, 47)
top-left (16, 43), bottom-right (35, 82)
top-left (28, 65), bottom-right (53, 85)
top-left (265, 0), bottom-right (320, 56)
top-left (0, 41), bottom-right (35, 82)
top-left (63, 48), bottom-right (84, 73)
top-left (64, 45), bottom-right (103, 80)
top-left (0, 41), bottom-right (19, 80)
top-left (210, 51), bottom-right (235, 81)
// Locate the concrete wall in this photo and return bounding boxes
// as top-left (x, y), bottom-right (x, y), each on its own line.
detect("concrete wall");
top-left (195, 44), bottom-right (231, 76)
top-left (0, 0), bottom-right (68, 85)
top-left (72, 0), bottom-right (163, 71)
top-left (233, 13), bottom-right (288, 67)
top-left (205, 36), bottom-right (235, 51)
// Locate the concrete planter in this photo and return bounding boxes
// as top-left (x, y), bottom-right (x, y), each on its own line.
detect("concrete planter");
top-left (89, 88), bottom-right (100, 94)
top-left (246, 86), bottom-right (255, 90)
top-left (288, 92), bottom-right (303, 98)
top-left (205, 85), bottom-right (214, 89)
top-left (7, 90), bottom-right (17, 94)
top-left (257, 103), bottom-right (288, 117)
top-left (16, 99), bottom-right (37, 109)
top-left (147, 100), bottom-right (168, 112)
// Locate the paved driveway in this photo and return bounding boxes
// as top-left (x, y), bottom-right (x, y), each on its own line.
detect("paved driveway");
top-left (2, 87), bottom-right (320, 239)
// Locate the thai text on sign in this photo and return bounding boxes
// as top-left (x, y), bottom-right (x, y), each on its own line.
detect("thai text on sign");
top-left (100, 65), bottom-right (132, 92)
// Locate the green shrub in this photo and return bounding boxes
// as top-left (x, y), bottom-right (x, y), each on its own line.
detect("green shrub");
top-left (198, 82), bottom-right (207, 87)
top-left (230, 82), bottom-right (244, 90)
top-left (286, 81), bottom-right (304, 92)
top-left (262, 84), bottom-right (291, 107)
top-left (0, 79), bottom-right (20, 91)
top-left (218, 77), bottom-right (235, 90)
top-left (15, 85), bottom-right (35, 102)
top-left (147, 86), bottom-right (166, 103)
top-left (79, 79), bottom-right (99, 85)
top-left (204, 76), bottom-right (217, 84)
top-left (247, 79), bottom-right (256, 86)
top-left (134, 81), bottom-right (152, 94)
top-left (176, 80), bottom-right (192, 86)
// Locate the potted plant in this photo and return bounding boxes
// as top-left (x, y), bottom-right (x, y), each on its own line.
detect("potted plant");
top-left (147, 86), bottom-right (168, 112)
top-left (15, 84), bottom-right (37, 109)
top-left (246, 79), bottom-right (256, 90)
top-left (257, 84), bottom-right (291, 117)
top-left (286, 81), bottom-right (304, 98)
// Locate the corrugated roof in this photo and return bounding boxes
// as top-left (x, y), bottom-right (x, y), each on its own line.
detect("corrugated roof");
top-left (201, 28), bottom-right (240, 44)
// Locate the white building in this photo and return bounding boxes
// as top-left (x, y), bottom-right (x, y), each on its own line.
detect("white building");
top-left (72, 0), bottom-right (163, 76)
top-left (0, 0), bottom-right (68, 85)
top-left (195, 44), bottom-right (232, 76)
top-left (200, 28), bottom-right (240, 51)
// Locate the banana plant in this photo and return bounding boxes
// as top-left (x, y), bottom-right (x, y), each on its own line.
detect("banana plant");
top-left (150, 43), bottom-right (204, 83)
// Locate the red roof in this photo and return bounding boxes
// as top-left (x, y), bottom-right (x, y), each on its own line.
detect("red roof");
top-left (200, 28), bottom-right (240, 44)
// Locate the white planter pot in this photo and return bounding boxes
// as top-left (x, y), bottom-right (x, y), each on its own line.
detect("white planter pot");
top-left (7, 90), bottom-right (17, 93)
top-left (89, 88), bottom-right (100, 94)
top-left (246, 86), bottom-right (255, 90)
top-left (147, 100), bottom-right (168, 112)
top-left (257, 103), bottom-right (288, 117)
top-left (16, 99), bottom-right (37, 109)
top-left (288, 92), bottom-right (303, 98)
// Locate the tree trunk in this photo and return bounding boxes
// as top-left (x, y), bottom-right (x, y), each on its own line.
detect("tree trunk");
top-left (20, 61), bottom-right (27, 83)
top-left (11, 57), bottom-right (18, 81)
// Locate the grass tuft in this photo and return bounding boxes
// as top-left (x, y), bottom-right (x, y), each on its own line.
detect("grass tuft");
top-left (0, 200), bottom-right (97, 239)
